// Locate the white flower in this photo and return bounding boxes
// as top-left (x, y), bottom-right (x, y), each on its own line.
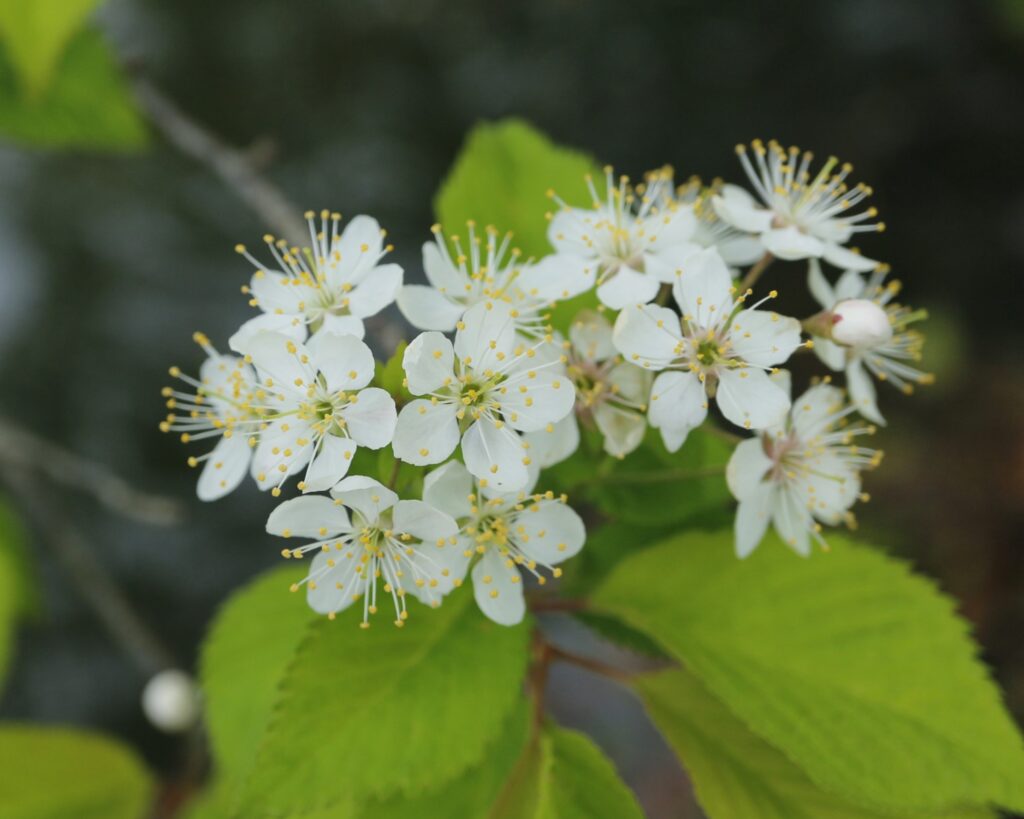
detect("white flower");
top-left (238, 330), bottom-right (397, 494)
top-left (547, 166), bottom-right (702, 309)
top-left (807, 260), bottom-right (932, 425)
top-left (161, 332), bottom-right (265, 501)
top-left (831, 299), bottom-right (893, 347)
top-left (141, 670), bottom-right (200, 733)
top-left (727, 377), bottom-right (881, 558)
top-left (675, 176), bottom-right (764, 266)
top-left (269, 477), bottom-right (459, 627)
top-left (393, 301), bottom-right (576, 492)
top-left (613, 247), bottom-right (803, 449)
top-left (397, 222), bottom-right (593, 336)
top-left (230, 211), bottom-right (403, 351)
top-left (713, 140), bottom-right (882, 271)
top-left (422, 461), bottom-right (585, 626)
top-left (528, 309), bottom-right (651, 467)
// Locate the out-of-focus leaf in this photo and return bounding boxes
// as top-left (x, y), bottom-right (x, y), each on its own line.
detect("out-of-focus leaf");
top-left (0, 28), bottom-right (147, 151)
top-left (558, 519), bottom-right (673, 598)
top-left (0, 724), bottom-right (152, 819)
top-left (0, 0), bottom-right (99, 97)
top-left (640, 668), bottom-right (996, 819)
top-left (490, 725), bottom-right (644, 819)
top-left (435, 118), bottom-right (599, 259)
top-left (0, 496), bottom-right (39, 617)
top-left (238, 590), bottom-right (531, 814)
top-left (574, 610), bottom-right (672, 661)
top-left (593, 530), bottom-right (1024, 814)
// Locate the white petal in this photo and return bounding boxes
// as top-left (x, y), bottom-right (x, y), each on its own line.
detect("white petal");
top-left (644, 243), bottom-right (702, 284)
top-left (525, 413), bottom-right (580, 467)
top-left (727, 309), bottom-right (803, 367)
top-left (813, 337), bottom-right (847, 371)
top-left (461, 418), bottom-right (530, 492)
top-left (455, 300), bottom-right (516, 371)
top-left (517, 254), bottom-right (596, 302)
top-left (422, 240), bottom-right (466, 292)
top-left (772, 486), bottom-right (812, 556)
top-left (309, 332), bottom-right (375, 393)
top-left (302, 434), bottom-right (356, 492)
top-left (196, 434), bottom-right (251, 501)
top-left (243, 331), bottom-right (316, 400)
top-left (790, 383), bottom-right (844, 438)
top-left (568, 309), bottom-right (616, 361)
top-left (593, 403), bottom-right (647, 458)
top-left (339, 388), bottom-right (397, 449)
top-left (821, 242), bottom-right (878, 273)
top-left (500, 369), bottom-right (576, 432)
top-left (548, 208), bottom-right (601, 257)
top-left (596, 264), bottom-right (659, 309)
top-left (515, 501), bottom-right (585, 565)
top-left (711, 185), bottom-right (773, 233)
top-left (612, 304), bottom-right (682, 368)
top-left (316, 313), bottom-right (366, 340)
top-left (266, 494), bottom-right (351, 538)
top-left (347, 263), bottom-right (403, 319)
top-left (250, 418), bottom-right (315, 489)
top-left (396, 285), bottom-right (464, 332)
top-left (716, 367), bottom-right (790, 431)
top-left (330, 475), bottom-right (397, 522)
top-left (834, 269), bottom-right (868, 301)
top-left (606, 360), bottom-right (651, 404)
top-left (846, 358), bottom-right (885, 425)
top-left (761, 226), bottom-right (825, 261)
top-left (675, 247), bottom-right (734, 326)
top-left (249, 271), bottom-right (307, 315)
top-left (428, 533), bottom-right (474, 595)
top-left (392, 399), bottom-right (461, 465)
top-left (806, 258), bottom-right (836, 309)
top-left (735, 481), bottom-right (773, 558)
top-left (402, 332), bottom-right (456, 395)
top-left (306, 551), bottom-right (357, 616)
top-left (328, 215), bottom-right (383, 287)
top-left (472, 549), bottom-right (526, 626)
top-left (716, 234), bottom-right (764, 267)
top-left (648, 370), bottom-right (707, 431)
top-left (726, 437), bottom-right (773, 501)
top-left (647, 203), bottom-right (698, 245)
top-left (660, 424), bottom-right (693, 454)
top-left (422, 461), bottom-right (475, 520)
top-left (228, 314), bottom-right (308, 355)
top-left (393, 499), bottom-right (459, 545)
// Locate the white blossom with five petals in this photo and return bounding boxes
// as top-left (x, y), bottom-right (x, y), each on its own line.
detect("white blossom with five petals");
top-left (268, 477), bottom-right (459, 627)
top-left (422, 461), bottom-right (585, 626)
top-left (613, 247), bottom-right (803, 450)
top-left (236, 330), bottom-right (397, 494)
top-left (393, 301), bottom-right (575, 491)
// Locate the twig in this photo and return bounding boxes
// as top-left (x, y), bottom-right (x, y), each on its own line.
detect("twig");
top-left (739, 251), bottom-right (774, 292)
top-left (1, 470), bottom-right (178, 675)
top-left (0, 418), bottom-right (184, 526)
top-left (547, 644), bottom-right (639, 685)
top-left (129, 75), bottom-right (308, 247)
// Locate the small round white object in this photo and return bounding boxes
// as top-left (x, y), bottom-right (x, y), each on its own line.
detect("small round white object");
top-left (831, 299), bottom-right (893, 348)
top-left (142, 669), bottom-right (200, 733)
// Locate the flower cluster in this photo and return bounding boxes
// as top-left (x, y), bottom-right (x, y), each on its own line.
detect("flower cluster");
top-left (163, 141), bottom-right (930, 626)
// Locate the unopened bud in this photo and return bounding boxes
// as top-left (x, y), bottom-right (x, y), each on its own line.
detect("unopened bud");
top-left (142, 669), bottom-right (200, 733)
top-left (831, 299), bottom-right (892, 348)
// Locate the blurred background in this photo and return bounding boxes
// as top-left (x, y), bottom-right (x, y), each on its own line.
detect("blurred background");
top-left (0, 0), bottom-right (1022, 816)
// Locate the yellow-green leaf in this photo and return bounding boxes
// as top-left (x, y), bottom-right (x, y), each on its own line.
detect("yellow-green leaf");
top-left (0, 0), bottom-right (99, 97)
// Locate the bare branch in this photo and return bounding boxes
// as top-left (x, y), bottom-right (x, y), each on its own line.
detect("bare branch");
top-left (0, 418), bottom-right (184, 526)
top-left (129, 75), bottom-right (308, 247)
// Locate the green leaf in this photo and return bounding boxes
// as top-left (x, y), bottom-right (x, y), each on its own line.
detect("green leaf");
top-left (374, 340), bottom-right (408, 398)
top-left (583, 427), bottom-right (732, 528)
top-left (558, 519), bottom-right (674, 598)
top-left (239, 590), bottom-right (531, 814)
top-left (640, 668), bottom-right (996, 819)
top-left (0, 496), bottom-right (39, 618)
top-left (490, 725), bottom-right (644, 819)
top-left (593, 530), bottom-right (1024, 813)
top-left (435, 119), bottom-right (599, 259)
top-left (0, 28), bottom-right (147, 151)
top-left (200, 565), bottom-right (313, 783)
top-left (0, 724), bottom-right (152, 819)
top-left (574, 611), bottom-right (672, 661)
top-left (0, 0), bottom-right (99, 97)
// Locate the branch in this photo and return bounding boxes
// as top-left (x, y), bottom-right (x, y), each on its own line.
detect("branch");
top-left (547, 644), bottom-right (640, 685)
top-left (129, 75), bottom-right (308, 247)
top-left (1, 470), bottom-right (177, 675)
top-left (0, 417), bottom-right (184, 526)
top-left (739, 251), bottom-right (775, 292)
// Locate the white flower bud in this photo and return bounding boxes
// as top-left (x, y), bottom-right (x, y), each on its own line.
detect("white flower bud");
top-left (142, 669), bottom-right (200, 733)
top-left (831, 299), bottom-right (892, 348)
